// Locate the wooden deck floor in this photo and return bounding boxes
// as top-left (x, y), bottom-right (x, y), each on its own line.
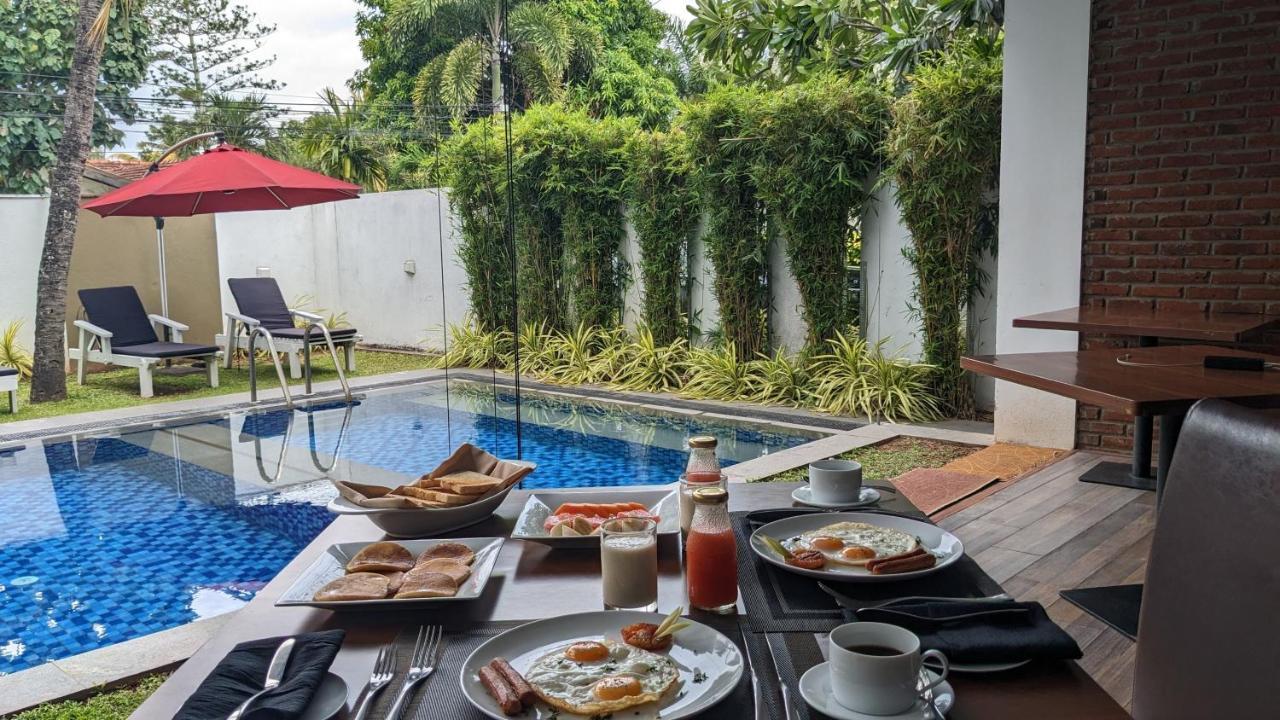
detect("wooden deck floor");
top-left (939, 451), bottom-right (1154, 712)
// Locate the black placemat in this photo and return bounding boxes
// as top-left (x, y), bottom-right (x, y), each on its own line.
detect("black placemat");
top-left (746, 631), bottom-right (830, 720)
top-left (367, 619), bottom-right (758, 719)
top-left (733, 510), bottom-right (1005, 632)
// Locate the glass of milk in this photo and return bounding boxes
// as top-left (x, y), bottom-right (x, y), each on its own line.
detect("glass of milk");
top-left (600, 517), bottom-right (658, 611)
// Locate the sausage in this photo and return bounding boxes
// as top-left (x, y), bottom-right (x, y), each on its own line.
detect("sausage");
top-left (489, 657), bottom-right (536, 707)
top-left (869, 553), bottom-right (937, 575)
top-left (479, 665), bottom-right (522, 715)
top-left (786, 550), bottom-right (826, 570)
top-left (864, 547), bottom-right (927, 572)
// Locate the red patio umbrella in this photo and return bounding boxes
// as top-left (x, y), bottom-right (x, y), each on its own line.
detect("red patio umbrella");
top-left (82, 141), bottom-right (361, 316)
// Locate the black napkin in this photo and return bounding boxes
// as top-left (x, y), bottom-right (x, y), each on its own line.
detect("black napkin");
top-left (849, 598), bottom-right (1081, 665)
top-left (174, 629), bottom-right (345, 720)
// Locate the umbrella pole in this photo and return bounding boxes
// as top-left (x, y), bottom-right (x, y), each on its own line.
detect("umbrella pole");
top-left (155, 217), bottom-right (169, 320)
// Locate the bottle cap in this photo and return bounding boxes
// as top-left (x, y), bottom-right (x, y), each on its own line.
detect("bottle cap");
top-left (688, 436), bottom-right (718, 449)
top-left (692, 487), bottom-right (728, 505)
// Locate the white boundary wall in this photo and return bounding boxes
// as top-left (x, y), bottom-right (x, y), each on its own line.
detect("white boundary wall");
top-left (993, 0), bottom-right (1091, 448)
top-left (0, 196), bottom-right (51, 352)
top-left (214, 189), bottom-right (469, 351)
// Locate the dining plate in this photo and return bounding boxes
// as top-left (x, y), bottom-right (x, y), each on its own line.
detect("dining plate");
top-left (749, 512), bottom-right (964, 582)
top-left (460, 610), bottom-right (744, 720)
top-left (791, 485), bottom-right (881, 509)
top-left (275, 537), bottom-right (504, 609)
top-left (511, 488), bottom-right (680, 547)
top-left (799, 662), bottom-right (953, 719)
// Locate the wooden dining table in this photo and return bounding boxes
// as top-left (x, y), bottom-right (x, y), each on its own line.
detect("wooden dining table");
top-left (1012, 305), bottom-right (1280, 491)
top-left (963, 344), bottom-right (1280, 640)
top-left (132, 482), bottom-right (1129, 720)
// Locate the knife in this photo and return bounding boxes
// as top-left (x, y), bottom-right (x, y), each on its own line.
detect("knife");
top-left (227, 638), bottom-right (296, 720)
top-left (741, 636), bottom-right (766, 720)
top-left (818, 582), bottom-right (1011, 612)
top-left (765, 633), bottom-right (799, 720)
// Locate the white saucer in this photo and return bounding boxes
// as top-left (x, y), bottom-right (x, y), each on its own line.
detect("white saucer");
top-left (950, 658), bottom-right (1031, 673)
top-left (792, 485), bottom-right (881, 509)
top-left (798, 662), bottom-right (953, 719)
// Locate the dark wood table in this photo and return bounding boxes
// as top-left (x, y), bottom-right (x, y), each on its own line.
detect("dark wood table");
top-left (132, 483), bottom-right (1129, 720)
top-left (963, 344), bottom-right (1280, 637)
top-left (1012, 306), bottom-right (1280, 491)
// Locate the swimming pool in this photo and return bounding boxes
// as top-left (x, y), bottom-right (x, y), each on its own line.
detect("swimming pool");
top-left (0, 380), bottom-right (821, 674)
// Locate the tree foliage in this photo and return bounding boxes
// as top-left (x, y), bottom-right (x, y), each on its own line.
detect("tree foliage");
top-left (0, 0), bottom-right (148, 193)
top-left (293, 89), bottom-right (389, 191)
top-left (145, 0), bottom-right (281, 104)
top-left (753, 73), bottom-right (887, 347)
top-left (687, 0), bottom-right (1002, 84)
top-left (440, 116), bottom-right (513, 332)
top-left (141, 93), bottom-right (278, 158)
top-left (624, 128), bottom-right (696, 344)
top-left (885, 42), bottom-right (1001, 416)
top-left (142, 0), bottom-right (282, 157)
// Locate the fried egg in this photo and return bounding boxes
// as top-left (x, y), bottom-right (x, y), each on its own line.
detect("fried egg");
top-left (524, 639), bottom-right (680, 715)
top-left (785, 522), bottom-right (917, 567)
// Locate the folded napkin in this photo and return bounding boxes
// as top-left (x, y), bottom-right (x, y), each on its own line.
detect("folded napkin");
top-left (331, 443), bottom-right (534, 509)
top-left (849, 599), bottom-right (1082, 665)
top-left (174, 629), bottom-right (345, 720)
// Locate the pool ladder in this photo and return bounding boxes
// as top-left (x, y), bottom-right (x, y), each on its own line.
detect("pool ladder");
top-left (246, 322), bottom-right (353, 408)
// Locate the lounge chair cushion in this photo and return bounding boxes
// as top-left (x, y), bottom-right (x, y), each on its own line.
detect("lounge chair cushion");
top-left (78, 286), bottom-right (159, 346)
top-left (113, 342), bottom-right (220, 359)
top-left (267, 326), bottom-right (359, 341)
top-left (0, 368), bottom-right (17, 377)
top-left (227, 277), bottom-right (297, 330)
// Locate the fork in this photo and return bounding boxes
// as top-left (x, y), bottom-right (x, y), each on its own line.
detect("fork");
top-left (350, 642), bottom-right (396, 720)
top-left (384, 626), bottom-right (445, 720)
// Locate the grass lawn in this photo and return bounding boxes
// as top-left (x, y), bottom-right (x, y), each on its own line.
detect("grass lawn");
top-left (1, 349), bottom-right (436, 425)
top-left (12, 675), bottom-right (167, 720)
top-left (754, 436), bottom-right (978, 483)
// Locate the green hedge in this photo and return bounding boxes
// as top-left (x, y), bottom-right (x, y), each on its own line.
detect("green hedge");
top-left (886, 44), bottom-right (1002, 416)
top-left (624, 129), bottom-right (697, 344)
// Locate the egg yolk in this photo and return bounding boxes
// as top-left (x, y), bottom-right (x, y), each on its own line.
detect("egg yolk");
top-left (841, 545), bottom-right (876, 561)
top-left (810, 536), bottom-right (844, 551)
top-left (594, 675), bottom-right (643, 700)
top-left (565, 641), bottom-right (610, 662)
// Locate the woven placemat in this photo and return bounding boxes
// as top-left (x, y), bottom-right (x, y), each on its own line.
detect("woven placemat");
top-left (733, 510), bottom-right (1005, 632)
top-left (365, 618), bottom-right (759, 719)
top-left (747, 632), bottom-right (832, 720)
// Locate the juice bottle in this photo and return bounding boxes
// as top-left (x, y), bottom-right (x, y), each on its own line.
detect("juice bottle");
top-left (686, 487), bottom-right (737, 613)
top-left (680, 436), bottom-right (726, 535)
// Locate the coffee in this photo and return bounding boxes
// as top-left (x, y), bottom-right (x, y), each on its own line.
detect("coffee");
top-left (843, 644), bottom-right (903, 657)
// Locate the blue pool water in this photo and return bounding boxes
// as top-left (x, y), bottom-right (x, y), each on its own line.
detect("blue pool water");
top-left (0, 380), bottom-right (820, 674)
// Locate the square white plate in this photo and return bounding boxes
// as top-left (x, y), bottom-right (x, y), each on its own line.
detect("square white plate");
top-left (511, 488), bottom-right (679, 547)
top-left (276, 537), bottom-right (504, 609)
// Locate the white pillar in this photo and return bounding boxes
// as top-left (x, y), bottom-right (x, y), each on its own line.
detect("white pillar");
top-left (993, 0), bottom-right (1092, 449)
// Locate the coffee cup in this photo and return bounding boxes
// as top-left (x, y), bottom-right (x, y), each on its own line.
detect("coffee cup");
top-left (808, 459), bottom-right (863, 504)
top-left (828, 622), bottom-right (948, 715)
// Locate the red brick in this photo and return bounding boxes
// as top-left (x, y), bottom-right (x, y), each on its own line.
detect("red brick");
top-left (1156, 270), bottom-right (1211, 283)
top-left (1185, 197), bottom-right (1240, 210)
top-left (1134, 284), bottom-right (1186, 298)
top-left (1136, 256), bottom-right (1186, 268)
top-left (1240, 287), bottom-right (1280, 300)
top-left (1133, 199), bottom-right (1186, 212)
top-left (1187, 227), bottom-right (1242, 241)
top-left (1214, 211), bottom-right (1269, 225)
top-left (1188, 256), bottom-right (1241, 269)
top-left (1241, 194), bottom-right (1280, 209)
top-left (1212, 271), bottom-right (1268, 284)
top-left (1157, 213), bottom-right (1212, 226)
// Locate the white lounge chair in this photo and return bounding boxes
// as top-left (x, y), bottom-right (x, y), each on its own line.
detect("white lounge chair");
top-left (220, 278), bottom-right (361, 379)
top-left (0, 367), bottom-right (17, 413)
top-left (70, 286), bottom-right (221, 398)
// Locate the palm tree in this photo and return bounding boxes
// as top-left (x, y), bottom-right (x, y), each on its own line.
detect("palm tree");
top-left (397, 0), bottom-right (594, 120)
top-left (294, 88), bottom-right (389, 192)
top-left (143, 93), bottom-right (280, 159)
top-left (29, 0), bottom-right (130, 403)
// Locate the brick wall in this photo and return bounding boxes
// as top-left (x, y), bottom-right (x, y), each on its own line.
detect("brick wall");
top-left (1078, 0), bottom-right (1280, 451)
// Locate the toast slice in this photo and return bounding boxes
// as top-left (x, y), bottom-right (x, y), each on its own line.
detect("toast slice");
top-left (395, 485), bottom-right (475, 507)
top-left (438, 470), bottom-right (505, 495)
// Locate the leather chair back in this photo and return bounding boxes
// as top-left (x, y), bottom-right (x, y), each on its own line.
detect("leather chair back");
top-left (1132, 399), bottom-right (1280, 719)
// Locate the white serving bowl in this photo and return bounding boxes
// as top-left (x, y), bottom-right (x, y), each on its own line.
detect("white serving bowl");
top-left (326, 480), bottom-right (519, 538)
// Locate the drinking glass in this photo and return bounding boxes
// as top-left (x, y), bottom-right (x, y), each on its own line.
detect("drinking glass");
top-left (600, 517), bottom-right (658, 611)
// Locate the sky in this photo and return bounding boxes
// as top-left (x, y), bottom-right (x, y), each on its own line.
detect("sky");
top-left (119, 1), bottom-right (695, 153)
